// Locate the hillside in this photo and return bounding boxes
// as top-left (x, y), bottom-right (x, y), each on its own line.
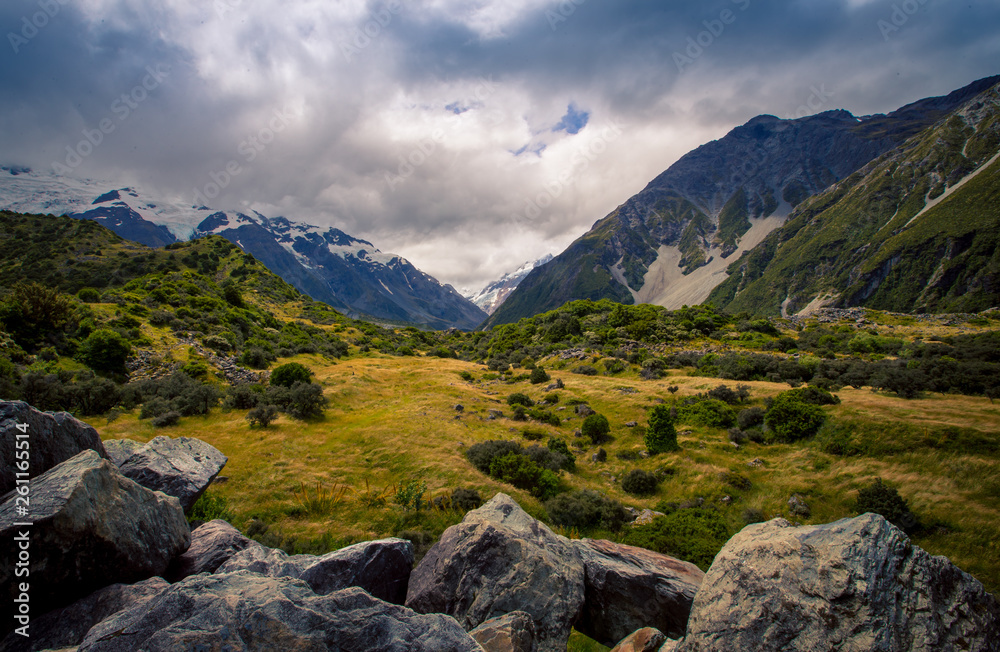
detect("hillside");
top-left (487, 76), bottom-right (1000, 327)
top-left (707, 84), bottom-right (1000, 316)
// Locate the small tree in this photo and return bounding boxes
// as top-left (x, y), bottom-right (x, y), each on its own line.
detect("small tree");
top-left (530, 366), bottom-right (551, 385)
top-left (77, 329), bottom-right (132, 374)
top-left (621, 469), bottom-right (659, 495)
top-left (765, 392), bottom-right (827, 442)
top-left (582, 413), bottom-right (612, 445)
top-left (645, 404), bottom-right (680, 454)
top-left (247, 404), bottom-right (278, 428)
top-left (270, 362), bottom-right (313, 388)
top-left (855, 477), bottom-right (918, 532)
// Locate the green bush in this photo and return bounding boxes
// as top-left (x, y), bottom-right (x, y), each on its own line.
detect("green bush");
top-left (545, 489), bottom-right (629, 531)
top-left (572, 365), bottom-right (598, 376)
top-left (645, 404), bottom-right (680, 454)
top-left (765, 391), bottom-right (827, 442)
top-left (677, 399), bottom-right (737, 429)
top-left (224, 383), bottom-right (264, 410)
top-left (466, 440), bottom-right (523, 473)
top-left (547, 437), bottom-right (576, 471)
top-left (76, 329), bottom-right (132, 374)
top-left (854, 478), bottom-right (918, 532)
top-left (507, 392), bottom-right (534, 407)
top-left (151, 410), bottom-right (181, 427)
top-left (267, 381), bottom-right (327, 419)
top-left (530, 366), bottom-right (551, 385)
top-left (623, 507), bottom-right (731, 570)
top-left (621, 469), bottom-right (659, 495)
top-left (77, 288), bottom-right (101, 303)
top-left (270, 362), bottom-right (313, 388)
top-left (785, 386), bottom-right (840, 405)
top-left (582, 413), bottom-right (612, 445)
top-left (488, 452), bottom-right (560, 500)
top-left (451, 488), bottom-right (483, 511)
top-left (247, 404), bottom-right (278, 427)
top-left (737, 406), bottom-right (765, 430)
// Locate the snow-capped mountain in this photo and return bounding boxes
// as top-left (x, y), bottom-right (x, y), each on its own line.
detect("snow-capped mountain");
top-left (466, 254), bottom-right (554, 315)
top-left (0, 167), bottom-right (487, 330)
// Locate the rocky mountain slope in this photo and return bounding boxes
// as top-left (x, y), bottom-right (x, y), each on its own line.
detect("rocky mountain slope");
top-left (465, 254), bottom-right (553, 315)
top-left (486, 75), bottom-right (1000, 327)
top-left (707, 82), bottom-right (1000, 316)
top-left (0, 170), bottom-right (486, 330)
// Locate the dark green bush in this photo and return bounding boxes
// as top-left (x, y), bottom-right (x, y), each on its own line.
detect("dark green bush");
top-left (466, 440), bottom-right (523, 474)
top-left (225, 383), bottom-right (264, 410)
top-left (854, 478), bottom-right (918, 532)
top-left (488, 452), bottom-right (560, 500)
top-left (451, 488), bottom-right (483, 511)
top-left (765, 391), bottom-right (827, 442)
top-left (270, 362), bottom-right (312, 388)
top-left (545, 489), bottom-right (629, 531)
top-left (151, 410), bottom-right (181, 427)
top-left (785, 386), bottom-right (840, 405)
top-left (572, 365), bottom-right (598, 376)
top-left (546, 437), bottom-right (576, 471)
top-left (267, 381), bottom-right (327, 419)
top-left (77, 288), bottom-right (101, 303)
top-left (623, 507), bottom-right (731, 570)
top-left (719, 471), bottom-right (752, 492)
top-left (507, 392), bottom-right (534, 407)
top-left (76, 329), bottom-right (131, 374)
top-left (677, 399), bottom-right (737, 429)
top-left (582, 413), bottom-right (612, 445)
top-left (247, 404), bottom-right (278, 427)
top-left (737, 406), bottom-right (765, 430)
top-left (140, 396), bottom-right (173, 420)
top-left (621, 469), bottom-right (659, 495)
top-left (530, 366), bottom-right (551, 385)
top-left (645, 404), bottom-right (680, 454)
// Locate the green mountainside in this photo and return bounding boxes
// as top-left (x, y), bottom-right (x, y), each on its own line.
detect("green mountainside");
top-left (708, 85), bottom-right (1000, 316)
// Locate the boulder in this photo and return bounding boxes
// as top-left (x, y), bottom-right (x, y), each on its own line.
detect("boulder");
top-left (117, 436), bottom-right (227, 511)
top-left (0, 401), bottom-right (108, 494)
top-left (77, 571), bottom-right (482, 652)
top-left (572, 539), bottom-right (703, 644)
top-left (469, 611), bottom-right (537, 652)
top-left (166, 519), bottom-right (251, 582)
top-left (0, 577), bottom-right (168, 652)
top-left (678, 515), bottom-right (1000, 651)
top-left (0, 450), bottom-right (189, 621)
top-left (610, 628), bottom-right (667, 652)
top-left (100, 439), bottom-right (142, 467)
top-left (406, 493), bottom-right (585, 652)
top-left (217, 537), bottom-right (414, 604)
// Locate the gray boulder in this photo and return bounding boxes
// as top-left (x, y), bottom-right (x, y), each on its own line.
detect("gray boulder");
top-left (572, 539), bottom-right (703, 644)
top-left (100, 439), bottom-right (142, 467)
top-left (0, 577), bottom-right (168, 652)
top-left (0, 450), bottom-right (189, 619)
top-left (77, 571), bottom-right (482, 652)
top-left (469, 611), bottom-right (537, 652)
top-left (117, 436), bottom-right (227, 511)
top-left (406, 493), bottom-right (585, 652)
top-left (0, 401), bottom-right (108, 494)
top-left (679, 515), bottom-right (1000, 652)
top-left (217, 537), bottom-right (414, 604)
top-left (166, 519), bottom-right (251, 582)
top-left (609, 627), bottom-right (667, 652)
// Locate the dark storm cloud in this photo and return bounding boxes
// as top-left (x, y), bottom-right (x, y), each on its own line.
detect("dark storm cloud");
top-left (1, 0), bottom-right (998, 291)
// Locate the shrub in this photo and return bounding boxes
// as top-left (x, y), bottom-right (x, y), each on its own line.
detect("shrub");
top-left (765, 391), bottom-right (827, 442)
top-left (719, 471), bottom-right (752, 491)
top-left (572, 365), bottom-right (598, 376)
top-left (140, 396), bottom-right (173, 420)
top-left (542, 392), bottom-right (560, 404)
top-left (530, 366), bottom-right (551, 385)
top-left (621, 469), bottom-right (659, 495)
top-left (623, 507), bottom-right (731, 570)
top-left (546, 489), bottom-right (629, 531)
top-left (451, 488), bottom-right (483, 511)
top-left (706, 384), bottom-right (750, 405)
top-left (645, 404), bottom-right (680, 454)
top-left (785, 386), bottom-right (840, 406)
top-left (270, 362), bottom-right (313, 388)
top-left (581, 413), bottom-right (612, 445)
top-left (225, 383), bottom-right (264, 410)
top-left (151, 410), bottom-right (181, 427)
top-left (247, 404), bottom-right (278, 427)
top-left (488, 452), bottom-right (560, 500)
top-left (76, 329), bottom-right (132, 374)
top-left (77, 288), bottom-right (101, 303)
top-left (507, 392), bottom-right (534, 407)
top-left (394, 480), bottom-right (428, 511)
top-left (466, 440), bottom-right (523, 474)
top-left (239, 346), bottom-right (274, 369)
top-left (546, 437), bottom-right (576, 472)
top-left (281, 382), bottom-right (328, 419)
top-left (854, 478), bottom-right (918, 532)
top-left (521, 428), bottom-right (545, 441)
top-left (737, 407), bottom-right (765, 430)
top-left (678, 399), bottom-right (737, 429)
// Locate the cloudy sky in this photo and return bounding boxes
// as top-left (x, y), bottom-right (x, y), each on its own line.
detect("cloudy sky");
top-left (2, 0), bottom-right (998, 293)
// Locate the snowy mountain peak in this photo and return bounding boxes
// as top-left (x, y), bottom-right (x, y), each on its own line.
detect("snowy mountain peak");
top-left (467, 254), bottom-right (554, 315)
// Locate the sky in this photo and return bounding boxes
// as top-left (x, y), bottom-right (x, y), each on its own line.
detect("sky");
top-left (2, 0), bottom-right (999, 294)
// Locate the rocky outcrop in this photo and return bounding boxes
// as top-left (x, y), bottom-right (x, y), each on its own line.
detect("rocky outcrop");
top-left (406, 493), bottom-right (586, 652)
top-left (100, 439), bottom-right (142, 467)
top-left (117, 435), bottom-right (227, 511)
top-left (469, 611), bottom-right (537, 652)
top-left (217, 537), bottom-right (414, 604)
top-left (0, 577), bottom-right (168, 652)
top-left (609, 627), bottom-right (667, 652)
top-left (77, 571), bottom-right (483, 652)
top-left (0, 450), bottom-right (190, 618)
top-left (166, 519), bottom-right (252, 582)
top-left (678, 515), bottom-right (1000, 651)
top-left (572, 539), bottom-right (703, 644)
top-left (0, 401), bottom-right (107, 493)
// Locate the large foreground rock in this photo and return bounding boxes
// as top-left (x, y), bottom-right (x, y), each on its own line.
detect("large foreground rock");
top-left (117, 435), bottom-right (227, 511)
top-left (0, 401), bottom-right (107, 494)
top-left (217, 537), bottom-right (414, 604)
top-left (0, 450), bottom-right (190, 619)
top-left (100, 439), bottom-right (142, 467)
top-left (406, 493), bottom-right (585, 652)
top-left (77, 571), bottom-right (482, 652)
top-left (679, 514), bottom-right (1000, 651)
top-left (0, 577), bottom-right (168, 652)
top-left (572, 539), bottom-right (703, 644)
top-left (469, 611), bottom-right (537, 652)
top-left (166, 519), bottom-right (252, 582)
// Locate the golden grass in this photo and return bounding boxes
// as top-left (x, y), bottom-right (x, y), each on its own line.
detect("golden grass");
top-left (87, 350), bottom-right (1000, 592)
